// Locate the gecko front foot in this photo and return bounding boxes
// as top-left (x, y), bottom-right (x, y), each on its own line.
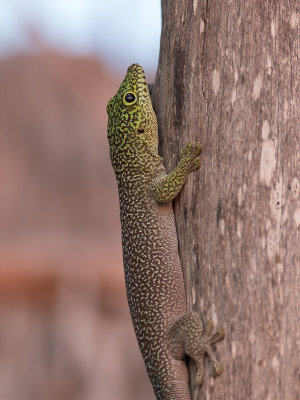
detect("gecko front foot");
top-left (167, 310), bottom-right (225, 386)
top-left (179, 142), bottom-right (203, 172)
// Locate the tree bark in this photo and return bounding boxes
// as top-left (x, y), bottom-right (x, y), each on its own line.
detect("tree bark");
top-left (152, 1), bottom-right (300, 399)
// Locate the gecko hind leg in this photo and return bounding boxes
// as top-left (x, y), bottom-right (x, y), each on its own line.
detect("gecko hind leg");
top-left (167, 310), bottom-right (225, 386)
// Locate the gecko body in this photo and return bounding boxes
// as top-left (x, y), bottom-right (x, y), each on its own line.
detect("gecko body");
top-left (107, 64), bottom-right (224, 399)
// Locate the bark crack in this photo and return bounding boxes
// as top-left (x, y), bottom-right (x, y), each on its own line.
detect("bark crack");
top-left (274, 4), bottom-right (281, 173)
top-left (201, 0), bottom-right (210, 129)
top-left (289, 38), bottom-right (294, 101)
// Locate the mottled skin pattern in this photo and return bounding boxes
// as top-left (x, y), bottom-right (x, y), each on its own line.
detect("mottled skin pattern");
top-left (107, 64), bottom-right (225, 399)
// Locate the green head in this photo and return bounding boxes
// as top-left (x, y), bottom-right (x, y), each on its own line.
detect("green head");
top-left (107, 64), bottom-right (159, 181)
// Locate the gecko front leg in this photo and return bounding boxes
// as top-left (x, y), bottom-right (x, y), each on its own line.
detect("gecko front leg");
top-left (151, 143), bottom-right (203, 204)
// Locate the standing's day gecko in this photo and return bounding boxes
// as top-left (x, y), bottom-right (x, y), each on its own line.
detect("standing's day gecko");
top-left (106, 63), bottom-right (225, 399)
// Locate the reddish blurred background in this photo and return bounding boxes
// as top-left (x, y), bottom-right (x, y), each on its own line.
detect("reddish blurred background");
top-left (0, 51), bottom-right (155, 399)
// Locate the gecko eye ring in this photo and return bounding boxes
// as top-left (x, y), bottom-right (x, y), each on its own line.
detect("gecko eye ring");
top-left (123, 91), bottom-right (137, 106)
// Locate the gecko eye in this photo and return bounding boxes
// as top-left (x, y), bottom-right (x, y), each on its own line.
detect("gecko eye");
top-left (123, 92), bottom-right (137, 106)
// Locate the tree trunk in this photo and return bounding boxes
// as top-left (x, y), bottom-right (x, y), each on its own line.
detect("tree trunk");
top-left (152, 1), bottom-right (300, 399)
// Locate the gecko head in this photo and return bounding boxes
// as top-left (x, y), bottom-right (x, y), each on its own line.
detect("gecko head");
top-left (106, 64), bottom-right (158, 161)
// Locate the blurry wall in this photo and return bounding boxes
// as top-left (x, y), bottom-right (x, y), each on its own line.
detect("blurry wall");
top-left (0, 52), bottom-right (154, 400)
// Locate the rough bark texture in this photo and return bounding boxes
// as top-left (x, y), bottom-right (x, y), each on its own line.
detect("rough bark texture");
top-left (152, 1), bottom-right (300, 399)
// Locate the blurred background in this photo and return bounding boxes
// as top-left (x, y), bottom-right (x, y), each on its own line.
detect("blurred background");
top-left (0, 1), bottom-right (161, 399)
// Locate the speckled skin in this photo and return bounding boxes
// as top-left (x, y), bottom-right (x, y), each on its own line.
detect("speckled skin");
top-left (107, 64), bottom-right (225, 399)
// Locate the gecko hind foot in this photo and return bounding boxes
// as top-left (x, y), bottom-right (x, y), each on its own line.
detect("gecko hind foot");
top-left (167, 310), bottom-right (225, 386)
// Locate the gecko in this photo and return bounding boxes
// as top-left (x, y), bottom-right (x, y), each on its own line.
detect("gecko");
top-left (106, 63), bottom-right (225, 400)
